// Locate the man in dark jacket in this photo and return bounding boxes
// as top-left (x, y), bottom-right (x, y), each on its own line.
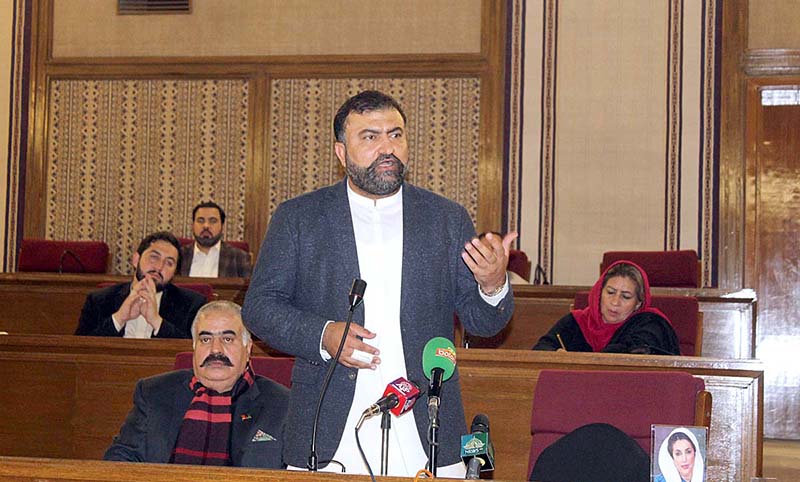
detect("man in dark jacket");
top-left (75, 231), bottom-right (205, 338)
top-left (105, 300), bottom-right (288, 467)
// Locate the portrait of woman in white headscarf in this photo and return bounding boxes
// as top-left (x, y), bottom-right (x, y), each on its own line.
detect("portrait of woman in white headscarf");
top-left (654, 427), bottom-right (706, 482)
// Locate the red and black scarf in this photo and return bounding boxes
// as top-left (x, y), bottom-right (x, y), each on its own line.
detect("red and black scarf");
top-left (170, 363), bottom-right (255, 465)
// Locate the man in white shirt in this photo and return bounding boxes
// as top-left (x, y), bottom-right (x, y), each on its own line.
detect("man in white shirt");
top-left (243, 90), bottom-right (516, 476)
top-left (75, 231), bottom-right (206, 338)
top-left (179, 201), bottom-right (251, 278)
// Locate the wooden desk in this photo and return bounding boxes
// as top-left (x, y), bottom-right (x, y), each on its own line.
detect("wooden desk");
top-left (0, 456), bottom-right (471, 482)
top-left (0, 273), bottom-right (248, 335)
top-left (0, 274), bottom-right (757, 360)
top-left (461, 284), bottom-right (758, 358)
top-left (0, 339), bottom-right (763, 482)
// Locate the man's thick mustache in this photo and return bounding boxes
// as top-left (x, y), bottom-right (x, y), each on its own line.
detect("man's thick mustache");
top-left (201, 353), bottom-right (233, 367)
top-left (372, 154), bottom-right (401, 167)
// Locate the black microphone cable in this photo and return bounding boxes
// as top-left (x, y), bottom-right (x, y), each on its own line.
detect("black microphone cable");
top-left (307, 278), bottom-right (366, 472)
top-left (58, 249), bottom-right (86, 273)
top-left (354, 417), bottom-right (377, 482)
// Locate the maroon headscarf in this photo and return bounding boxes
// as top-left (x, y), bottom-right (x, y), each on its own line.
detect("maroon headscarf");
top-left (572, 260), bottom-right (672, 351)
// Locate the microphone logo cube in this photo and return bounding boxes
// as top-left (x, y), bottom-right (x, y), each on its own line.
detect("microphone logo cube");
top-left (460, 432), bottom-right (495, 471)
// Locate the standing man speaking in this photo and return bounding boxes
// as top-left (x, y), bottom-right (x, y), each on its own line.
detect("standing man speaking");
top-left (243, 90), bottom-right (515, 476)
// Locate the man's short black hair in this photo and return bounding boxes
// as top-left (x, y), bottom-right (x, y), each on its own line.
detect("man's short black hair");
top-left (192, 201), bottom-right (226, 225)
top-left (136, 231), bottom-right (182, 272)
top-left (333, 90), bottom-right (407, 143)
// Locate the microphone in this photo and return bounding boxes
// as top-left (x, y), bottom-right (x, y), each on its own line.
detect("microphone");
top-left (58, 249), bottom-right (86, 273)
top-left (349, 278), bottom-right (367, 310)
top-left (461, 414), bottom-right (495, 479)
top-left (357, 377), bottom-right (421, 429)
top-left (308, 278), bottom-right (366, 472)
top-left (422, 337), bottom-right (457, 421)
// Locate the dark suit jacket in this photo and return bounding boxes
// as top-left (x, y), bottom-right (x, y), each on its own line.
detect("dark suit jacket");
top-left (242, 180), bottom-right (514, 468)
top-left (179, 241), bottom-right (251, 278)
top-left (74, 282), bottom-right (205, 338)
top-left (104, 370), bottom-right (288, 468)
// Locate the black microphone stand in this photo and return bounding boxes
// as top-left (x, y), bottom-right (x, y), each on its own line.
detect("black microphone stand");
top-left (380, 411), bottom-right (391, 476)
top-left (426, 367), bottom-right (443, 477)
top-left (308, 278), bottom-right (366, 472)
top-left (428, 413), bottom-right (439, 476)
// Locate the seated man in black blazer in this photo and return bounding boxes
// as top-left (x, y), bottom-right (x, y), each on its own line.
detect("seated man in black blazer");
top-left (105, 300), bottom-right (288, 468)
top-left (75, 231), bottom-right (205, 338)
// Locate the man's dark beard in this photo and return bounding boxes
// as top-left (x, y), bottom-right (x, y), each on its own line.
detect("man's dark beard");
top-left (135, 266), bottom-right (168, 292)
top-left (346, 153), bottom-right (406, 196)
top-left (194, 230), bottom-right (223, 248)
top-left (201, 352), bottom-right (233, 367)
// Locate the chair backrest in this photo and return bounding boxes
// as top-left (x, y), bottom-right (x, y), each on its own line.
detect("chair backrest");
top-left (173, 351), bottom-right (294, 388)
top-left (600, 250), bottom-right (701, 288)
top-left (528, 369), bottom-right (711, 479)
top-left (96, 281), bottom-right (216, 302)
top-left (573, 292), bottom-right (702, 356)
top-left (508, 249), bottom-right (532, 282)
top-left (18, 239), bottom-right (110, 273)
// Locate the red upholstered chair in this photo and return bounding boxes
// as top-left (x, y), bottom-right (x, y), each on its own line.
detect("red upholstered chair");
top-left (528, 369), bottom-right (711, 479)
top-left (173, 351), bottom-right (294, 388)
top-left (18, 239), bottom-right (110, 273)
top-left (508, 249), bottom-right (532, 282)
top-left (600, 250), bottom-right (701, 288)
top-left (574, 292), bottom-right (703, 356)
top-left (96, 281), bottom-right (216, 302)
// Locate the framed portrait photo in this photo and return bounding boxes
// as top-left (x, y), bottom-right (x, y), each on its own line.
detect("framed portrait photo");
top-left (650, 425), bottom-right (708, 482)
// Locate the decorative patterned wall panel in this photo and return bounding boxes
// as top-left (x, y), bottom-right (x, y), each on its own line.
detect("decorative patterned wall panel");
top-left (507, 0), bottom-right (720, 286)
top-left (46, 79), bottom-right (248, 274)
top-left (268, 78), bottom-right (481, 222)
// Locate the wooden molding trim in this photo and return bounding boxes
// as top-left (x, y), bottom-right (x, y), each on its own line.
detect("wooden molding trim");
top-left (744, 49), bottom-right (800, 76)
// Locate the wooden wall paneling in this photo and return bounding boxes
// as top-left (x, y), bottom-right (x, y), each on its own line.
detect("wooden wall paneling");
top-left (718, 0), bottom-right (748, 289)
top-left (246, 72), bottom-right (269, 260)
top-left (476, 0), bottom-right (507, 234)
top-left (22, 0), bottom-right (52, 240)
top-left (744, 76), bottom-right (800, 440)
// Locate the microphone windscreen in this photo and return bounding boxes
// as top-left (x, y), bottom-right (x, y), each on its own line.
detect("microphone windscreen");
top-left (470, 413), bottom-right (490, 433)
top-left (382, 377), bottom-right (421, 416)
top-left (422, 337), bottom-right (456, 381)
top-left (350, 278), bottom-right (367, 298)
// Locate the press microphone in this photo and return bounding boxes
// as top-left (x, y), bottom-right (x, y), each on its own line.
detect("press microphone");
top-left (461, 414), bottom-right (495, 479)
top-left (422, 337), bottom-right (457, 421)
top-left (58, 249), bottom-right (86, 273)
top-left (357, 377), bottom-right (421, 429)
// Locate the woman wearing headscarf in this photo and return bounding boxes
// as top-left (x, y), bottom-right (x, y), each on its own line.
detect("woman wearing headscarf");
top-left (654, 427), bottom-right (705, 482)
top-left (532, 260), bottom-right (680, 355)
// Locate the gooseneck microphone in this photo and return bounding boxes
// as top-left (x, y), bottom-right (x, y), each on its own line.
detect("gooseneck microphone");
top-left (308, 278), bottom-right (366, 472)
top-left (461, 414), bottom-right (495, 479)
top-left (421, 337), bottom-right (457, 476)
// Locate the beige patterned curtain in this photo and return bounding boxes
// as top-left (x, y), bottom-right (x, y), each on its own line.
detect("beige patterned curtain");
top-left (46, 79), bottom-right (248, 274)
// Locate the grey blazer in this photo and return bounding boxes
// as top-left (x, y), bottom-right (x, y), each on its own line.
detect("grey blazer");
top-left (180, 241), bottom-right (252, 278)
top-left (242, 180), bottom-right (513, 468)
top-left (104, 369), bottom-right (288, 468)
